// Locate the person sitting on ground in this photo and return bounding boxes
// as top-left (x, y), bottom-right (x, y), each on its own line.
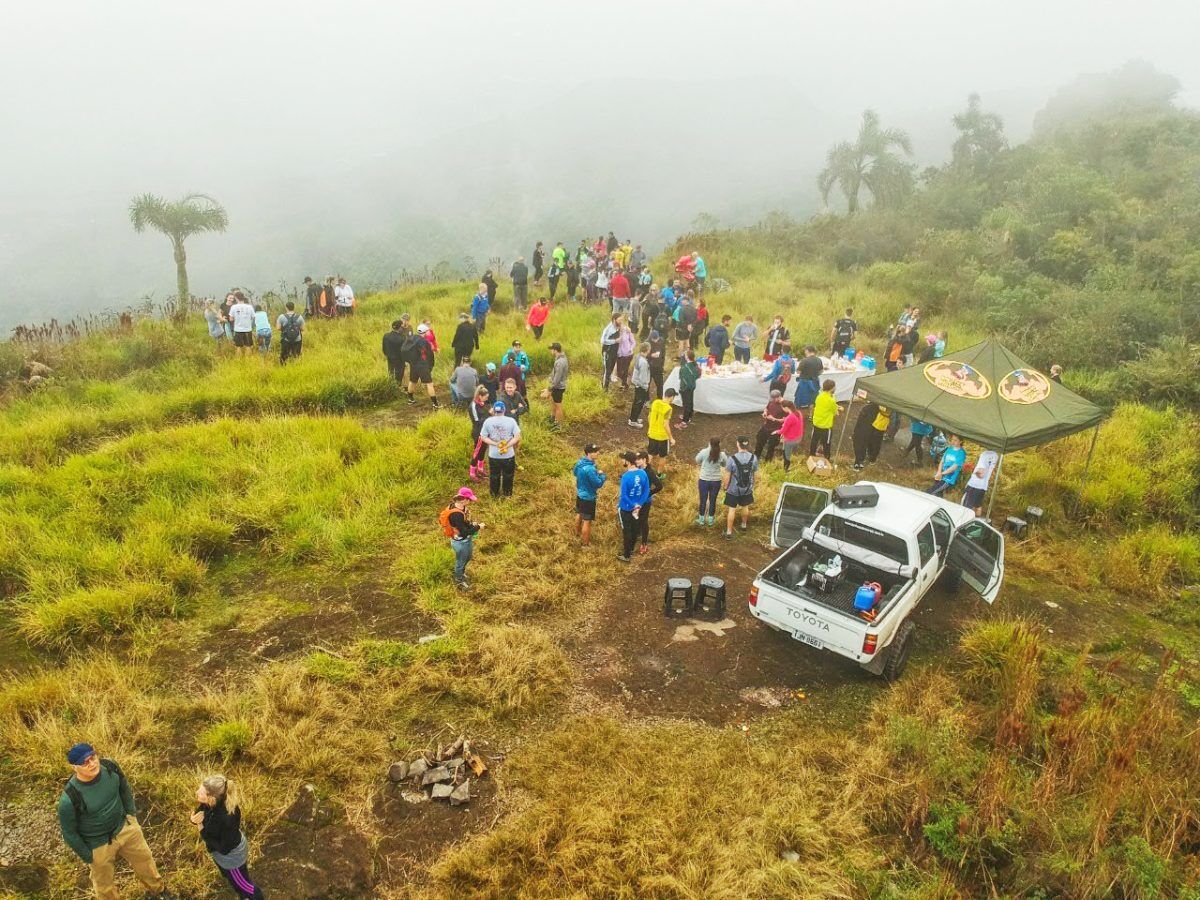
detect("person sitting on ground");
top-left (927, 434), bottom-right (966, 497)
top-left (722, 436), bottom-right (759, 539)
top-left (450, 357), bottom-right (478, 406)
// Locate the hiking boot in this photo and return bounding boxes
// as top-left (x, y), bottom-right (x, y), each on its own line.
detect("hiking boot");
top-left (406, 393), bottom-right (416, 404)
top-left (455, 579), bottom-right (470, 591)
top-left (694, 515), bottom-right (706, 526)
top-left (706, 516), bottom-right (715, 526)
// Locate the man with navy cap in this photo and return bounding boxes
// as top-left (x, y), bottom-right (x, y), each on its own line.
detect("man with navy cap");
top-left (478, 400), bottom-right (522, 498)
top-left (57, 742), bottom-right (174, 899)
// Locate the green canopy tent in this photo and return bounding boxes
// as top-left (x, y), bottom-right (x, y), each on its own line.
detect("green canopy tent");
top-left (841, 338), bottom-right (1106, 516)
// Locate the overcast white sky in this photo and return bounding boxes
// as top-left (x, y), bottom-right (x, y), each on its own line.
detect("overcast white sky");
top-left (0, 0), bottom-right (1197, 323)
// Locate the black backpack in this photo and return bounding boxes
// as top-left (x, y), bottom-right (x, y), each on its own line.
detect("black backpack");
top-left (836, 318), bottom-right (855, 342)
top-left (63, 758), bottom-right (126, 827)
top-left (731, 453), bottom-right (755, 489)
top-left (280, 313), bottom-right (302, 343)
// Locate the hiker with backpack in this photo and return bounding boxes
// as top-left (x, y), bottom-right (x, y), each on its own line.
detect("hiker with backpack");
top-left (276, 301), bottom-right (304, 363)
top-left (58, 743), bottom-right (175, 900)
top-left (722, 436), bottom-right (759, 540)
top-left (440, 487), bottom-right (483, 588)
top-left (830, 307), bottom-right (857, 357)
top-left (403, 324), bottom-right (442, 408)
top-left (190, 775), bottom-right (264, 898)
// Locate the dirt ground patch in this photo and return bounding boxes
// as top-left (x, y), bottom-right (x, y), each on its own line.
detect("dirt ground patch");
top-left (568, 523), bottom-right (1060, 727)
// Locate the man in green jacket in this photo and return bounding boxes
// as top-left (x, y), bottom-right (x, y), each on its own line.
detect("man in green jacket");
top-left (57, 742), bottom-right (173, 900)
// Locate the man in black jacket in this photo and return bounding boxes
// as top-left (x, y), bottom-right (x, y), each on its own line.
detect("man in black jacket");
top-left (404, 325), bottom-right (442, 408)
top-left (382, 320), bottom-right (410, 395)
top-left (532, 242), bottom-right (545, 285)
top-left (509, 257), bottom-right (529, 311)
top-left (451, 312), bottom-right (479, 364)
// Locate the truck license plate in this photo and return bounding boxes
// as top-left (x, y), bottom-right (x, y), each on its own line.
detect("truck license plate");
top-left (795, 632), bottom-right (823, 650)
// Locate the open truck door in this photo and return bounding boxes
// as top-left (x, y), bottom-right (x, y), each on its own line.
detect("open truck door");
top-left (771, 484), bottom-right (832, 550)
top-left (947, 518), bottom-right (1005, 604)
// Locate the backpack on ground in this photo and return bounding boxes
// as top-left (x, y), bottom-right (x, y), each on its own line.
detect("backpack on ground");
top-left (63, 758), bottom-right (125, 826)
top-left (280, 313), bottom-right (302, 343)
top-left (438, 506), bottom-right (458, 538)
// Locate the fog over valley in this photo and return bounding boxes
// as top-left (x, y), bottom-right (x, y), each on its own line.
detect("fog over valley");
top-left (1, 0), bottom-right (1197, 330)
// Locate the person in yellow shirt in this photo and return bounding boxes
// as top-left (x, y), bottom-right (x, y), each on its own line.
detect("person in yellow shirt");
top-left (647, 388), bottom-right (676, 463)
top-left (809, 379), bottom-right (838, 459)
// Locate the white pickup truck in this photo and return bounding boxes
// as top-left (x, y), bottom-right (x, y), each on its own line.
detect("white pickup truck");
top-left (749, 481), bottom-right (1004, 681)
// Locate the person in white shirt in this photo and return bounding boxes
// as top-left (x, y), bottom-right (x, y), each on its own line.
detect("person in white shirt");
top-left (227, 292), bottom-right (256, 356)
top-left (334, 278), bottom-right (355, 316)
top-left (962, 449), bottom-right (1000, 516)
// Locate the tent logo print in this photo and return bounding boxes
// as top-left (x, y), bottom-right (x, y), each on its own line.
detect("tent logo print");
top-left (923, 360), bottom-right (992, 399)
top-left (998, 368), bottom-right (1052, 404)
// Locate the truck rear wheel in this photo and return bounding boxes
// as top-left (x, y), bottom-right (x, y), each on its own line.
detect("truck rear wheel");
top-left (882, 621), bottom-right (916, 682)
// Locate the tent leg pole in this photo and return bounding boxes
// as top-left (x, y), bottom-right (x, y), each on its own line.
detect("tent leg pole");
top-left (834, 394), bottom-right (854, 463)
top-left (1071, 425), bottom-right (1100, 518)
top-left (985, 454), bottom-right (1004, 520)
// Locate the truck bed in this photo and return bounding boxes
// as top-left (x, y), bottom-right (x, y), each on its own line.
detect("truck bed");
top-left (763, 543), bottom-right (909, 623)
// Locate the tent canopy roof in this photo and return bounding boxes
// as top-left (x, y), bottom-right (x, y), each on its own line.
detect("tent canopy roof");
top-left (859, 338), bottom-right (1105, 453)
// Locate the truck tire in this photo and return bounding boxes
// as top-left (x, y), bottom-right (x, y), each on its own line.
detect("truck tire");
top-left (882, 621), bottom-right (916, 682)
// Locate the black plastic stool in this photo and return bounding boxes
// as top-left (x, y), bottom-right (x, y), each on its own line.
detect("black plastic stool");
top-left (693, 576), bottom-right (726, 620)
top-left (663, 578), bottom-right (694, 618)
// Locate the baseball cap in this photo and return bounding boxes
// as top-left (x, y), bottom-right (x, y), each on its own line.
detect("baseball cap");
top-left (492, 401), bottom-right (507, 413)
top-left (417, 323), bottom-right (429, 334)
top-left (67, 742), bottom-right (95, 765)
top-left (456, 487), bottom-right (478, 501)
top-left (485, 362), bottom-right (496, 372)
top-left (583, 443), bottom-right (600, 454)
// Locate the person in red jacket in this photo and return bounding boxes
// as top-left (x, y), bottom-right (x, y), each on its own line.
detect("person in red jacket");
top-left (420, 317), bottom-right (439, 353)
top-left (609, 269), bottom-right (632, 318)
top-left (526, 298), bottom-right (551, 340)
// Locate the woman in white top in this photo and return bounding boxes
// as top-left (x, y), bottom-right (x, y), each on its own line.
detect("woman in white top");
top-left (694, 437), bottom-right (728, 526)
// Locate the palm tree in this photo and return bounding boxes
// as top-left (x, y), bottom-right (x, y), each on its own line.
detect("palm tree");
top-left (817, 110), bottom-right (914, 214)
top-left (129, 193), bottom-right (229, 310)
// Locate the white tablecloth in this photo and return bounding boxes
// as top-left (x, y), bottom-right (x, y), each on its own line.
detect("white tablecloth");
top-left (663, 358), bottom-right (870, 415)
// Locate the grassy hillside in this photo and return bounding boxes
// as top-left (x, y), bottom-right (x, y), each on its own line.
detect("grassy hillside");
top-left (3, 106), bottom-right (1200, 898)
top-left (0, 241), bottom-right (1198, 898)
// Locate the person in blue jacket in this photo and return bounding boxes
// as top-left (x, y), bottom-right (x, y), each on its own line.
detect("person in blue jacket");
top-left (760, 348), bottom-right (795, 395)
top-left (573, 443), bottom-right (608, 547)
top-left (470, 283), bottom-right (491, 334)
top-left (705, 314), bottom-right (731, 364)
top-left (616, 451), bottom-right (651, 562)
